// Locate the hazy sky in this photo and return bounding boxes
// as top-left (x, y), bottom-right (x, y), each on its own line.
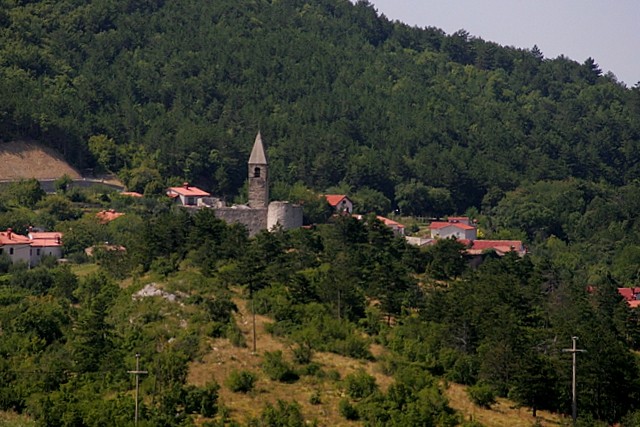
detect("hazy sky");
top-left (368, 0), bottom-right (640, 86)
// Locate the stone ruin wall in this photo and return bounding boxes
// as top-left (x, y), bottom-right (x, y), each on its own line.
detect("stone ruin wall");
top-left (213, 208), bottom-right (268, 236)
top-left (267, 201), bottom-right (303, 231)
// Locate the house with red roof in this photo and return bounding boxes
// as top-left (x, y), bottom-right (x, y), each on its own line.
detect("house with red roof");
top-left (429, 221), bottom-right (477, 240)
top-left (167, 182), bottom-right (211, 206)
top-left (376, 215), bottom-right (405, 236)
top-left (466, 240), bottom-right (526, 256)
top-left (419, 218), bottom-right (527, 263)
top-left (0, 229), bottom-right (64, 266)
top-left (0, 228), bottom-right (32, 264)
top-left (353, 214), bottom-right (406, 236)
top-left (617, 287), bottom-right (640, 308)
top-left (325, 194), bottom-right (353, 214)
top-left (28, 231), bottom-right (63, 265)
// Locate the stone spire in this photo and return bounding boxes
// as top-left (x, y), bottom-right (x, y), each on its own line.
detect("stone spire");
top-left (249, 131), bottom-right (268, 165)
top-left (248, 132), bottom-right (269, 208)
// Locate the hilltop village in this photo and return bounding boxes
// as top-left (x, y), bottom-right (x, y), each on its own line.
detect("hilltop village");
top-left (1, 133), bottom-right (529, 271)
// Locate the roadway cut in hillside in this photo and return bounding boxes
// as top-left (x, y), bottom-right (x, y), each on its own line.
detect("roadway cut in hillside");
top-left (0, 141), bottom-right (81, 181)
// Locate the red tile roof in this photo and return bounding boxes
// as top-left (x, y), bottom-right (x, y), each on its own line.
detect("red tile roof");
top-left (376, 215), bottom-right (405, 229)
top-left (429, 221), bottom-right (476, 231)
top-left (96, 209), bottom-right (125, 224)
top-left (470, 240), bottom-right (524, 251)
top-left (167, 183), bottom-right (210, 197)
top-left (447, 216), bottom-right (470, 223)
top-left (325, 194), bottom-right (350, 207)
top-left (0, 229), bottom-right (30, 246)
top-left (121, 191), bottom-right (143, 197)
top-left (619, 288), bottom-right (635, 301)
top-left (29, 232), bottom-right (63, 247)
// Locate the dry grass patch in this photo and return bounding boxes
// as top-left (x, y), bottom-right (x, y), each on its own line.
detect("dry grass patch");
top-left (0, 141), bottom-right (81, 180)
top-left (188, 295), bottom-right (375, 426)
top-left (0, 411), bottom-right (36, 426)
top-left (445, 382), bottom-right (565, 427)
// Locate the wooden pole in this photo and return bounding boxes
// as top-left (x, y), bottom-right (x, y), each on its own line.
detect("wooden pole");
top-left (128, 353), bottom-right (148, 425)
top-left (562, 336), bottom-right (585, 425)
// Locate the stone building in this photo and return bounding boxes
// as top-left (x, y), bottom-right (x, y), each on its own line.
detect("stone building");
top-left (207, 133), bottom-right (303, 236)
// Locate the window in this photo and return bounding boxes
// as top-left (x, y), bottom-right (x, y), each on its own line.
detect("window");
top-left (9, 248), bottom-right (14, 255)
top-left (254, 167), bottom-right (261, 178)
top-left (37, 248), bottom-right (41, 256)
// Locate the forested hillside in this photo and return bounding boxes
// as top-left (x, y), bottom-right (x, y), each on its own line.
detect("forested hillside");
top-left (2, 0), bottom-right (639, 210)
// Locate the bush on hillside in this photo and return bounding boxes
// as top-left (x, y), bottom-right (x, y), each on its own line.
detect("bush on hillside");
top-left (225, 370), bottom-right (257, 393)
top-left (467, 383), bottom-right (496, 408)
top-left (343, 369), bottom-right (378, 400)
top-left (261, 351), bottom-right (298, 383)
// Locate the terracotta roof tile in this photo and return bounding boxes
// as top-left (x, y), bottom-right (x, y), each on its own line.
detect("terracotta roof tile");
top-left (325, 194), bottom-right (350, 207)
top-left (96, 210), bottom-right (125, 224)
top-left (167, 183), bottom-right (210, 197)
top-left (0, 230), bottom-right (30, 246)
top-left (429, 221), bottom-right (476, 231)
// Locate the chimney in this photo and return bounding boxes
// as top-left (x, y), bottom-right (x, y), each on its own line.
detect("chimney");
top-left (6, 228), bottom-right (12, 240)
top-left (183, 182), bottom-right (190, 189)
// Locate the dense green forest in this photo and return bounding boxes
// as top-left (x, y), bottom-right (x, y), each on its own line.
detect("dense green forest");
top-left (3, 0), bottom-right (640, 425)
top-left (1, 0), bottom-right (639, 209)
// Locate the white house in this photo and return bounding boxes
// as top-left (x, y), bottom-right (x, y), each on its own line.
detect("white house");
top-left (167, 182), bottom-right (211, 206)
top-left (0, 229), bottom-right (64, 266)
top-left (429, 221), bottom-right (477, 240)
top-left (325, 194), bottom-right (353, 213)
top-left (0, 229), bottom-right (31, 264)
top-left (28, 231), bottom-right (63, 265)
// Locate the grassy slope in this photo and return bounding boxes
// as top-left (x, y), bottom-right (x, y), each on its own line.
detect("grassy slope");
top-left (0, 141), bottom-right (82, 181)
top-left (187, 289), bottom-right (566, 426)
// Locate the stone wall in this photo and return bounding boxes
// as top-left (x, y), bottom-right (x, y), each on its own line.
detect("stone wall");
top-left (267, 201), bottom-right (303, 231)
top-left (213, 207), bottom-right (268, 236)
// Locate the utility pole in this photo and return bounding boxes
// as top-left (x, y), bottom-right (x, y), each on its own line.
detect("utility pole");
top-left (128, 353), bottom-right (148, 426)
top-left (252, 292), bottom-right (257, 353)
top-left (562, 336), bottom-right (586, 425)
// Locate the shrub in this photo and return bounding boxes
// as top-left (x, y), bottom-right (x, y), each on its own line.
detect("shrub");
top-left (183, 382), bottom-right (220, 417)
top-left (298, 362), bottom-right (321, 377)
top-left (252, 400), bottom-right (305, 427)
top-left (309, 391), bottom-right (321, 405)
top-left (338, 398), bottom-right (359, 421)
top-left (226, 322), bottom-right (246, 348)
top-left (226, 370), bottom-right (257, 393)
top-left (441, 349), bottom-right (478, 385)
top-left (292, 343), bottom-right (313, 365)
top-left (343, 369), bottom-right (378, 400)
top-left (331, 335), bottom-right (372, 360)
top-left (326, 369), bottom-right (341, 382)
top-left (261, 351), bottom-right (299, 383)
top-left (467, 383), bottom-right (496, 408)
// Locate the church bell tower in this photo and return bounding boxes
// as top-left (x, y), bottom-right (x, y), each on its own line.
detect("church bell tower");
top-left (248, 132), bottom-right (269, 208)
